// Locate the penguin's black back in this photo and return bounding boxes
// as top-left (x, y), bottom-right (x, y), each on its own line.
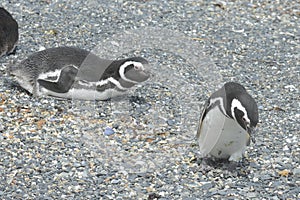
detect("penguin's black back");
top-left (0, 7), bottom-right (18, 55)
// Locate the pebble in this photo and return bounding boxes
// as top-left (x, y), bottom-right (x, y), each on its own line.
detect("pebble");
top-left (0, 125), bottom-right (4, 132)
top-left (293, 168), bottom-right (300, 177)
top-left (111, 179), bottom-right (120, 184)
top-left (201, 182), bottom-right (213, 190)
top-left (166, 119), bottom-right (176, 126)
top-left (104, 127), bottom-right (115, 136)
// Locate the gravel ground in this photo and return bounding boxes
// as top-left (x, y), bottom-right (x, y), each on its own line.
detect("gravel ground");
top-left (0, 0), bottom-right (299, 199)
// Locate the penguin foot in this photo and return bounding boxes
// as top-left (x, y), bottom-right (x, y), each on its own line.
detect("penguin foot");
top-left (224, 159), bottom-right (250, 176)
top-left (226, 161), bottom-right (239, 172)
top-left (197, 157), bottom-right (217, 173)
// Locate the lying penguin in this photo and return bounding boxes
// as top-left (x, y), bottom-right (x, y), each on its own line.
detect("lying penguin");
top-left (9, 46), bottom-right (150, 100)
top-left (0, 7), bottom-right (19, 57)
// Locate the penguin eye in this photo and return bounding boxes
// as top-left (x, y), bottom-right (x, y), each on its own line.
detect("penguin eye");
top-left (134, 64), bottom-right (143, 71)
top-left (242, 116), bottom-right (251, 126)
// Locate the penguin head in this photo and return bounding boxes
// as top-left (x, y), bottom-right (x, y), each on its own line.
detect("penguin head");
top-left (230, 93), bottom-right (259, 135)
top-left (223, 82), bottom-right (259, 135)
top-left (118, 57), bottom-right (150, 84)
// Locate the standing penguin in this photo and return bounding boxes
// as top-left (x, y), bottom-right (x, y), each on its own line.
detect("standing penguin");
top-left (9, 46), bottom-right (150, 100)
top-left (0, 7), bottom-right (18, 57)
top-left (196, 82), bottom-right (259, 162)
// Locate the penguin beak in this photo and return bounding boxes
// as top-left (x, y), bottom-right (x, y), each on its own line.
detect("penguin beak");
top-left (139, 68), bottom-right (151, 82)
top-left (246, 124), bottom-right (256, 143)
top-left (140, 64), bottom-right (153, 80)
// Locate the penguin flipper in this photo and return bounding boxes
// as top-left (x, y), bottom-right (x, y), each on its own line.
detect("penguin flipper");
top-left (196, 100), bottom-right (226, 158)
top-left (196, 100), bottom-right (209, 139)
top-left (37, 65), bottom-right (78, 93)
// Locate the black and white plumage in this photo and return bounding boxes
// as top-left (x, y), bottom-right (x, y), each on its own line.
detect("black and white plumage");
top-left (196, 82), bottom-right (259, 162)
top-left (9, 46), bottom-right (150, 100)
top-left (0, 7), bottom-right (18, 57)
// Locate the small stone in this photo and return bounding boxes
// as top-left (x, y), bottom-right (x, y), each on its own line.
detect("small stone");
top-left (148, 193), bottom-right (161, 200)
top-left (167, 119), bottom-right (176, 126)
top-left (293, 168), bottom-right (300, 177)
top-left (201, 182), bottom-right (213, 190)
top-left (78, 170), bottom-right (89, 178)
top-left (112, 123), bottom-right (119, 129)
top-left (286, 138), bottom-right (292, 143)
top-left (282, 145), bottom-right (289, 151)
top-left (38, 46), bottom-right (46, 51)
top-left (284, 85), bottom-right (296, 90)
top-left (278, 169), bottom-right (290, 177)
top-left (253, 177), bottom-right (259, 182)
top-left (0, 125), bottom-right (4, 132)
top-left (111, 179), bottom-right (120, 184)
top-left (74, 162), bottom-right (81, 167)
top-left (104, 127), bottom-right (115, 136)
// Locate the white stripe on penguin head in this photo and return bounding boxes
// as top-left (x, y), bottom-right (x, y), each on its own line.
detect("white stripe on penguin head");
top-left (119, 61), bottom-right (144, 84)
top-left (231, 98), bottom-right (250, 124)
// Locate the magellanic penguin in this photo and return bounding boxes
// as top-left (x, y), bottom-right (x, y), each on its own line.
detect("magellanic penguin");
top-left (196, 82), bottom-right (259, 162)
top-left (9, 46), bottom-right (150, 100)
top-left (0, 7), bottom-right (18, 57)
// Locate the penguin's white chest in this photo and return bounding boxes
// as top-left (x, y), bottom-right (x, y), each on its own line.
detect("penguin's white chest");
top-left (38, 84), bottom-right (126, 100)
top-left (198, 107), bottom-right (249, 161)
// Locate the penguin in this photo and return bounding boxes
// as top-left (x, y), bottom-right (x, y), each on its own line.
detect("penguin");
top-left (9, 46), bottom-right (150, 100)
top-left (0, 7), bottom-right (18, 57)
top-left (196, 82), bottom-right (259, 162)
